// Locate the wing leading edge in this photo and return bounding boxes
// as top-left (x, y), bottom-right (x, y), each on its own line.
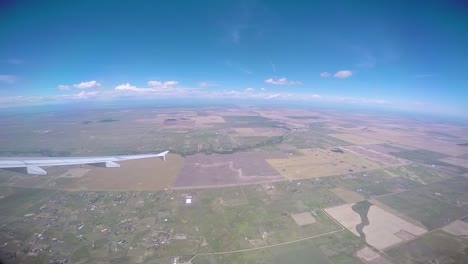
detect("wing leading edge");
top-left (0, 151), bottom-right (169, 175)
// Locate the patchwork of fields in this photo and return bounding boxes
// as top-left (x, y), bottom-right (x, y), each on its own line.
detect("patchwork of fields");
top-left (1, 107), bottom-right (468, 263)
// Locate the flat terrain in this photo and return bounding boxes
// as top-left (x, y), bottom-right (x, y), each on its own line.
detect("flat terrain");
top-left (385, 230), bottom-right (468, 264)
top-left (66, 154), bottom-right (184, 191)
top-left (0, 106), bottom-right (468, 263)
top-left (175, 152), bottom-right (284, 188)
top-left (376, 186), bottom-right (468, 230)
top-left (329, 133), bottom-right (385, 145)
top-left (439, 156), bottom-right (468, 169)
top-left (330, 187), bottom-right (364, 203)
top-left (343, 145), bottom-right (407, 166)
top-left (442, 220), bottom-right (468, 236)
top-left (325, 202), bottom-right (427, 250)
top-left (267, 148), bottom-right (384, 180)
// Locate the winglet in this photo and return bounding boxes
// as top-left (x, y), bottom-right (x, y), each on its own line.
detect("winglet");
top-left (157, 151), bottom-right (169, 161)
top-left (27, 166), bottom-right (47, 175)
top-left (105, 161), bottom-right (121, 168)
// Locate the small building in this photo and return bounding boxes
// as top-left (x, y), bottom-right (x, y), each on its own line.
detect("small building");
top-left (185, 196), bottom-right (192, 205)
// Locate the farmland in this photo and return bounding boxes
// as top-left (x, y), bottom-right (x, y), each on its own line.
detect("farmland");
top-left (0, 105), bottom-right (468, 263)
top-left (267, 148), bottom-right (384, 180)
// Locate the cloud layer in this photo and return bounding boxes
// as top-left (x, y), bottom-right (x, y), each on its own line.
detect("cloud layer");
top-left (147, 80), bottom-right (178, 88)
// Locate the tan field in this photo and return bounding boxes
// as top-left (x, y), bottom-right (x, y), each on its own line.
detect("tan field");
top-left (354, 127), bottom-right (468, 156)
top-left (58, 168), bottom-right (90, 178)
top-left (368, 198), bottom-right (426, 229)
top-left (267, 148), bottom-right (384, 180)
top-left (343, 146), bottom-right (407, 166)
top-left (325, 203), bottom-right (427, 250)
top-left (324, 204), bottom-right (361, 235)
top-left (329, 133), bottom-right (386, 145)
top-left (134, 115), bottom-right (224, 128)
top-left (65, 154), bottom-right (184, 191)
top-left (439, 156), bottom-right (468, 169)
top-left (442, 220), bottom-right (468, 236)
top-left (363, 205), bottom-right (427, 250)
top-left (193, 115), bottom-right (225, 126)
top-left (290, 212), bottom-right (316, 226)
top-left (330, 187), bottom-right (364, 203)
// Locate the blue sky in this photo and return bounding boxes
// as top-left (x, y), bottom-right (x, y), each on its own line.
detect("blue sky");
top-left (0, 0), bottom-right (467, 116)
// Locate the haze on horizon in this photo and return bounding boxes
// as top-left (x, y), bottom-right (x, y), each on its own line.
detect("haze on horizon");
top-left (0, 0), bottom-right (467, 117)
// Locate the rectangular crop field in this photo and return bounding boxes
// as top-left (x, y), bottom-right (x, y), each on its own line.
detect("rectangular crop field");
top-left (267, 148), bottom-right (384, 180)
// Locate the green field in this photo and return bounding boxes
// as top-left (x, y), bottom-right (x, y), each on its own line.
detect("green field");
top-left (0, 186), bottom-right (55, 220)
top-left (385, 230), bottom-right (468, 264)
top-left (192, 231), bottom-right (364, 264)
top-left (384, 164), bottom-right (454, 184)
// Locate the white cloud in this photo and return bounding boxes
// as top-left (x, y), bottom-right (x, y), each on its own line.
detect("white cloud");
top-left (265, 77), bottom-right (302, 85)
top-left (320, 72), bottom-right (331, 78)
top-left (75, 91), bottom-right (99, 99)
top-left (0, 75), bottom-right (16, 83)
top-left (115, 81), bottom-right (181, 94)
top-left (115, 83), bottom-right (149, 92)
top-left (245, 88), bottom-right (255, 92)
top-left (334, 70), bottom-right (353, 79)
top-left (57, 85), bottom-right (71, 91)
top-left (147, 80), bottom-right (178, 89)
top-left (73, 80), bottom-right (102, 89)
top-left (260, 88), bottom-right (266, 91)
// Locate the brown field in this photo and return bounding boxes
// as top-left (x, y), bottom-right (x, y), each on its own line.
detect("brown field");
top-left (325, 203), bottom-right (427, 250)
top-left (329, 133), bottom-right (386, 145)
top-left (290, 212), bottom-right (316, 226)
top-left (267, 148), bottom-right (384, 180)
top-left (354, 127), bottom-right (468, 156)
top-left (439, 156), bottom-right (468, 169)
top-left (58, 168), bottom-right (90, 178)
top-left (442, 220), bottom-right (468, 236)
top-left (174, 152), bottom-right (284, 188)
top-left (134, 114), bottom-right (224, 129)
top-left (65, 154), bottom-right (184, 191)
top-left (330, 187), bottom-right (365, 203)
top-left (343, 146), bottom-right (407, 166)
top-left (193, 115), bottom-right (225, 126)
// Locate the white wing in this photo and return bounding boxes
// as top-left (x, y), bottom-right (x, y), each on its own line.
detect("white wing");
top-left (0, 151), bottom-right (169, 175)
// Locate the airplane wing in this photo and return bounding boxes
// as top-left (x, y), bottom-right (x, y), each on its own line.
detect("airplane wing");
top-left (0, 151), bottom-right (169, 175)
